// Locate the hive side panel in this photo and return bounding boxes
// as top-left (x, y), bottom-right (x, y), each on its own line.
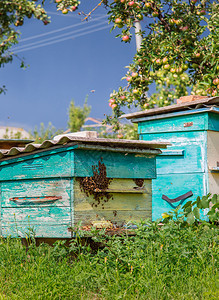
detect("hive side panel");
top-left (140, 131), bottom-right (207, 174)
top-left (0, 183), bottom-right (1, 236)
top-left (2, 225), bottom-right (70, 238)
top-left (207, 131), bottom-right (219, 194)
top-left (208, 113), bottom-right (219, 131)
top-left (73, 178), bottom-right (152, 227)
top-left (138, 113), bottom-right (208, 134)
top-left (152, 173), bottom-right (207, 221)
top-left (207, 131), bottom-right (219, 170)
top-left (73, 149), bottom-right (156, 179)
top-left (0, 150), bottom-right (72, 181)
top-left (1, 179), bottom-right (72, 238)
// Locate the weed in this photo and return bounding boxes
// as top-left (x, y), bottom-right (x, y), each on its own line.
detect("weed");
top-left (0, 195), bottom-right (218, 299)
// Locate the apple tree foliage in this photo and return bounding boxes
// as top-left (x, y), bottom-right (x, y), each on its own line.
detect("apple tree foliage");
top-left (0, 0), bottom-right (218, 128)
top-left (103, 0), bottom-right (219, 128)
top-left (0, 0), bottom-right (79, 93)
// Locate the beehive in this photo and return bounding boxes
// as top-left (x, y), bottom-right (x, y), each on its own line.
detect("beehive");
top-left (122, 96), bottom-right (219, 220)
top-left (0, 136), bottom-right (167, 237)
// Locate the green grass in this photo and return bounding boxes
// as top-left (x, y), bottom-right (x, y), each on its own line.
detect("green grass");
top-left (0, 220), bottom-right (218, 299)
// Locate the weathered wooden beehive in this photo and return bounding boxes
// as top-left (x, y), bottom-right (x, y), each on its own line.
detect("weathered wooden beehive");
top-left (0, 136), bottom-right (167, 238)
top-left (122, 96), bottom-right (219, 220)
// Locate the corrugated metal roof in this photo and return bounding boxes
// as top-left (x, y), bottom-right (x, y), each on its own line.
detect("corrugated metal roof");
top-left (121, 96), bottom-right (219, 120)
top-left (0, 136), bottom-right (169, 160)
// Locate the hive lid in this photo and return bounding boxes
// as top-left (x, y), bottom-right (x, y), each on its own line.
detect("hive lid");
top-left (121, 96), bottom-right (219, 120)
top-left (0, 136), bottom-right (170, 161)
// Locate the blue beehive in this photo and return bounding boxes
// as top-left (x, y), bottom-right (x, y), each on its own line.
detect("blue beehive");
top-left (122, 96), bottom-right (219, 220)
top-left (0, 136), bottom-right (167, 238)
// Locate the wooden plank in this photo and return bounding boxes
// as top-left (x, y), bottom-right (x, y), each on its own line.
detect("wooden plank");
top-left (140, 131), bottom-right (207, 174)
top-left (95, 188), bottom-right (147, 193)
top-left (152, 173), bottom-right (207, 221)
top-left (139, 130), bottom-right (206, 142)
top-left (1, 179), bottom-right (71, 207)
top-left (74, 195), bottom-right (151, 211)
top-left (74, 178), bottom-right (152, 226)
top-left (208, 112), bottom-right (219, 131)
top-left (74, 149), bottom-right (156, 179)
top-left (74, 179), bottom-right (152, 212)
top-left (91, 178), bottom-right (151, 193)
top-left (207, 131), bottom-right (219, 172)
top-left (74, 210), bottom-right (151, 227)
top-left (208, 173), bottom-right (219, 194)
top-left (1, 206), bottom-right (71, 224)
top-left (138, 113), bottom-right (208, 134)
top-left (160, 150), bottom-right (184, 156)
top-left (207, 131), bottom-right (219, 194)
top-left (2, 224), bottom-right (71, 238)
top-left (108, 178), bottom-right (151, 190)
top-left (0, 151), bottom-right (72, 181)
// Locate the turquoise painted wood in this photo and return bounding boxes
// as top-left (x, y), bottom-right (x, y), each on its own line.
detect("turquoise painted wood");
top-left (0, 178), bottom-right (72, 238)
top-left (74, 150), bottom-right (156, 179)
top-left (138, 112), bottom-right (209, 134)
top-left (152, 173), bottom-right (206, 220)
top-left (140, 131), bottom-right (207, 174)
top-left (208, 112), bottom-right (219, 131)
top-left (0, 145), bottom-right (158, 238)
top-left (0, 149), bottom-right (73, 181)
top-left (135, 110), bottom-right (219, 220)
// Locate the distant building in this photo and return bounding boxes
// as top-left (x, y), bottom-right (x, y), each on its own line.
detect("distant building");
top-left (82, 117), bottom-right (113, 133)
top-left (0, 126), bottom-right (31, 140)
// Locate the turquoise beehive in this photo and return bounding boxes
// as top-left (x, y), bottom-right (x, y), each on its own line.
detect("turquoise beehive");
top-left (0, 136), bottom-right (167, 238)
top-left (122, 97), bottom-right (219, 220)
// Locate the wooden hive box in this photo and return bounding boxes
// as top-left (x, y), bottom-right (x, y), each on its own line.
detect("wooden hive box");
top-left (122, 96), bottom-right (219, 220)
top-left (0, 137), bottom-right (167, 238)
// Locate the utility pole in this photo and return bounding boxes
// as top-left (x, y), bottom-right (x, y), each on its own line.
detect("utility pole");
top-left (134, 21), bottom-right (142, 51)
top-left (135, 20), bottom-right (148, 99)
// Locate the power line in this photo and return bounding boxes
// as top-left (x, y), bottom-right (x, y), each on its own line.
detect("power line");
top-left (47, 11), bottom-right (107, 18)
top-left (13, 20), bottom-right (108, 51)
top-left (46, 11), bottom-right (82, 18)
top-left (13, 25), bottom-right (109, 54)
top-left (19, 15), bottom-right (107, 43)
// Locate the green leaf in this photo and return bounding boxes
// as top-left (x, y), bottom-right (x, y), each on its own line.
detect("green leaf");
top-left (207, 210), bottom-right (215, 216)
top-left (208, 211), bottom-right (219, 222)
top-left (193, 207), bottom-right (200, 220)
top-left (200, 197), bottom-right (209, 209)
top-left (184, 206), bottom-right (192, 214)
top-left (186, 212), bottom-right (195, 225)
top-left (212, 203), bottom-right (219, 210)
top-left (182, 201), bottom-right (192, 209)
top-left (196, 196), bottom-right (202, 208)
top-left (211, 194), bottom-right (219, 205)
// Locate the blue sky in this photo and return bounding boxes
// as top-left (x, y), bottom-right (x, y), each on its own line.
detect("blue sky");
top-left (0, 1), bottom-right (139, 132)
